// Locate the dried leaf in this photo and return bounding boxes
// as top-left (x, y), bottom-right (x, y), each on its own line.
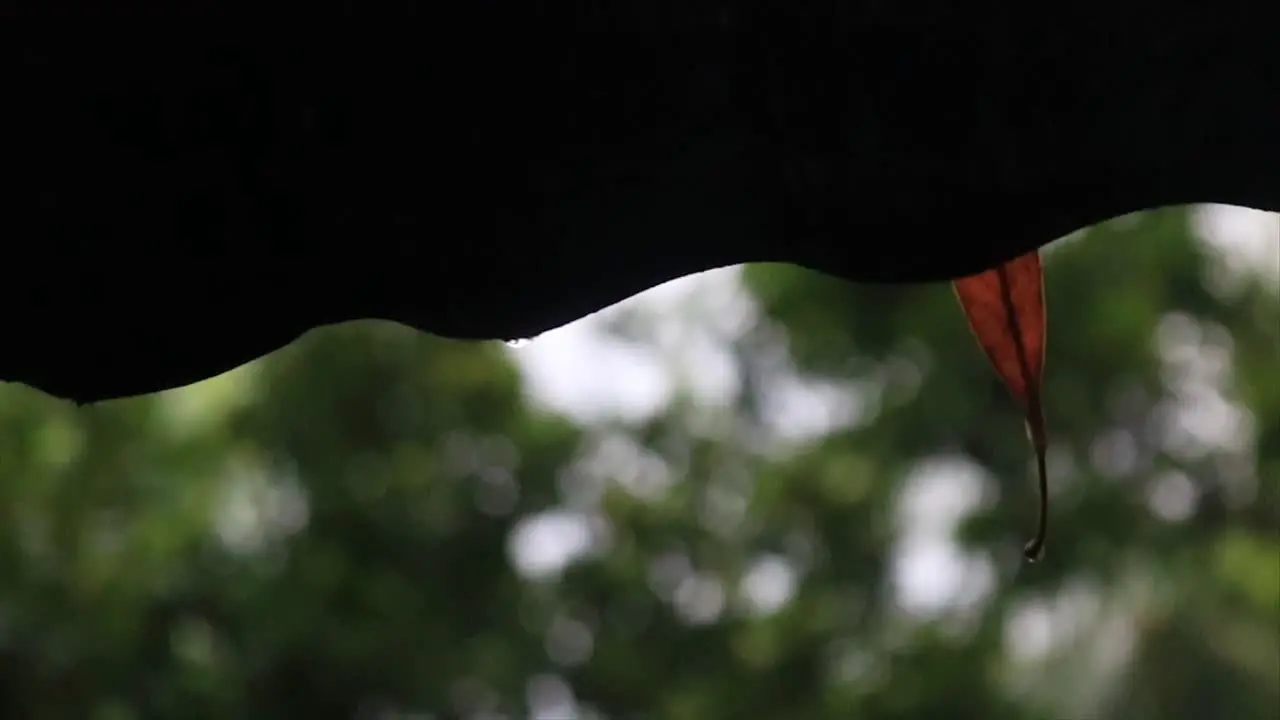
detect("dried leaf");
top-left (953, 251), bottom-right (1049, 561)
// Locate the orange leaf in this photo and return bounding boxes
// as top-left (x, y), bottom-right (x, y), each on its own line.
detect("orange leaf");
top-left (953, 251), bottom-right (1050, 561)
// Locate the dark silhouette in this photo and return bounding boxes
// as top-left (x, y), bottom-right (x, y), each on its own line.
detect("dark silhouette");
top-left (7, 4), bottom-right (1277, 402)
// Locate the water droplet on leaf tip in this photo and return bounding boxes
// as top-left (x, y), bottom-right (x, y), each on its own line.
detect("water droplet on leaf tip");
top-left (1022, 542), bottom-right (1045, 564)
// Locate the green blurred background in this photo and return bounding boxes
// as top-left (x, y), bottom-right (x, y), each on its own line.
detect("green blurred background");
top-left (1, 205), bottom-right (1276, 719)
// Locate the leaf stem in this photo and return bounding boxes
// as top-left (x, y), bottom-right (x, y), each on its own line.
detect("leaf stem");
top-left (1022, 400), bottom-right (1049, 562)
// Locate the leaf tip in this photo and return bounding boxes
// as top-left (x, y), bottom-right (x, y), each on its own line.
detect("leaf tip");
top-left (1022, 538), bottom-right (1045, 563)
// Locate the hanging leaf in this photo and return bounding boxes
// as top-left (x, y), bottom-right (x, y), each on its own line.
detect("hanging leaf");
top-left (952, 251), bottom-right (1050, 561)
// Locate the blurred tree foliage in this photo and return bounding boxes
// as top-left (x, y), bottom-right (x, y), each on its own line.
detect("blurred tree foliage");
top-left (0, 206), bottom-right (1275, 719)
